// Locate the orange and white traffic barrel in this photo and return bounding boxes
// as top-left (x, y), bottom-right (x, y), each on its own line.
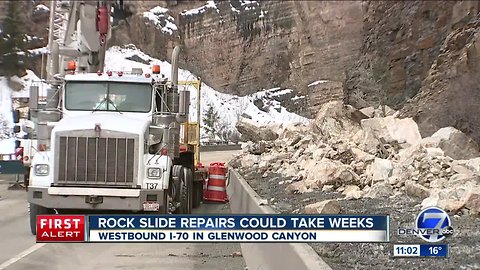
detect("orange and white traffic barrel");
top-left (204, 162), bottom-right (228, 203)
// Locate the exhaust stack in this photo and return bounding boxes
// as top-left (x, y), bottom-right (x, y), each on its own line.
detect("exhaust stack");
top-left (171, 46), bottom-right (189, 123)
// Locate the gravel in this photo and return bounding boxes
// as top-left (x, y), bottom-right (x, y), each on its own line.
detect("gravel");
top-left (238, 167), bottom-right (480, 270)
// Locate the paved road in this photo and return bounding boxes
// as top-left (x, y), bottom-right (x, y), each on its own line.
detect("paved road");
top-left (0, 150), bottom-right (243, 270)
top-left (199, 150), bottom-right (241, 165)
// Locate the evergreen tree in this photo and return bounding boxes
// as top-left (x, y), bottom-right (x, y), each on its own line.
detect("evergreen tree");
top-left (203, 104), bottom-right (220, 138)
top-left (0, 0), bottom-right (27, 77)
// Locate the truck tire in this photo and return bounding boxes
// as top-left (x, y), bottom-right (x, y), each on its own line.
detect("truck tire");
top-left (174, 172), bottom-right (189, 214)
top-left (159, 191), bottom-right (169, 214)
top-left (192, 181), bottom-right (202, 208)
top-left (29, 203), bottom-right (49, 235)
top-left (24, 168), bottom-right (30, 190)
top-left (173, 166), bottom-right (191, 214)
top-left (184, 167), bottom-right (194, 212)
top-left (172, 165), bottom-right (183, 202)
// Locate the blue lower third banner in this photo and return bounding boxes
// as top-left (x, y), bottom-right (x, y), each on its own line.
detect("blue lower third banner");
top-left (87, 215), bottom-right (389, 243)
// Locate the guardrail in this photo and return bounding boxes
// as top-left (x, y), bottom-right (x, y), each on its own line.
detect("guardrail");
top-left (226, 169), bottom-right (332, 270)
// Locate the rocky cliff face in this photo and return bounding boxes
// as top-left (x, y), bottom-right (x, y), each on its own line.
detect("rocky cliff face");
top-left (401, 18), bottom-right (480, 142)
top-left (116, 0), bottom-right (364, 117)
top-left (345, 1), bottom-right (479, 108)
top-left (5, 0), bottom-right (480, 143)
top-left (344, 1), bottom-right (480, 142)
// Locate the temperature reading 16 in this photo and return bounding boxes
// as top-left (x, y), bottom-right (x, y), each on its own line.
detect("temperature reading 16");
top-left (429, 246), bottom-right (441, 255)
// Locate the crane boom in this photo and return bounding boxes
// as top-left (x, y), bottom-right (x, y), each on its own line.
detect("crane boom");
top-left (46, 0), bottom-right (112, 80)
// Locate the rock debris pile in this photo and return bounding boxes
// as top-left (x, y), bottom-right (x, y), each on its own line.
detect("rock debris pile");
top-left (232, 101), bottom-right (480, 215)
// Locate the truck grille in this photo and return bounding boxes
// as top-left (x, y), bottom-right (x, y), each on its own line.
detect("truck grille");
top-left (57, 136), bottom-right (136, 186)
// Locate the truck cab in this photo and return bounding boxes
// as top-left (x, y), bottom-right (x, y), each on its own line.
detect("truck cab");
top-left (28, 68), bottom-right (198, 235)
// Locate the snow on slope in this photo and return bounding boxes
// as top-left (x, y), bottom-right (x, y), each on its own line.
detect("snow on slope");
top-left (0, 71), bottom-right (49, 154)
top-left (10, 70), bottom-right (49, 99)
top-left (181, 1), bottom-right (219, 16)
top-left (1, 44), bottom-right (307, 152)
top-left (143, 7), bottom-right (178, 35)
top-left (105, 45), bottom-right (308, 138)
top-left (0, 78), bottom-right (14, 154)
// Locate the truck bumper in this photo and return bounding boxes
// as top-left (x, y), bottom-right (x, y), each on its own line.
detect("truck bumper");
top-left (28, 186), bottom-right (165, 211)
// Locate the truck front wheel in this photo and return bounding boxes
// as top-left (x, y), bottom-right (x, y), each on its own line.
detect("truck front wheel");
top-left (184, 167), bottom-right (193, 213)
top-left (173, 165), bottom-right (192, 214)
top-left (160, 191), bottom-right (169, 214)
top-left (29, 203), bottom-right (50, 235)
top-left (192, 181), bottom-right (203, 208)
top-left (24, 167), bottom-right (30, 191)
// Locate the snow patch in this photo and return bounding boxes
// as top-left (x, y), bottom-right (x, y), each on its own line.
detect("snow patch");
top-left (0, 78), bottom-right (14, 154)
top-left (28, 46), bottom-right (49, 56)
top-left (240, 0), bottom-right (257, 5)
top-left (181, 1), bottom-right (219, 16)
top-left (230, 0), bottom-right (265, 18)
top-left (10, 70), bottom-right (49, 99)
top-left (230, 4), bottom-right (241, 13)
top-left (105, 45), bottom-right (308, 139)
top-left (292, 95), bottom-right (306, 101)
top-left (34, 4), bottom-right (49, 13)
top-left (143, 6), bottom-right (178, 35)
top-left (0, 138), bottom-right (15, 155)
top-left (308, 80), bottom-right (329, 87)
top-left (259, 10), bottom-right (267, 18)
top-left (149, 6), bottom-right (168, 14)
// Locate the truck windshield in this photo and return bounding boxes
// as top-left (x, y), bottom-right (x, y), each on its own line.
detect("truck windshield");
top-left (64, 82), bottom-right (152, 113)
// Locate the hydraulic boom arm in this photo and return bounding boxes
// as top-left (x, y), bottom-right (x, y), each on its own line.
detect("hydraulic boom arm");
top-left (47, 0), bottom-right (114, 79)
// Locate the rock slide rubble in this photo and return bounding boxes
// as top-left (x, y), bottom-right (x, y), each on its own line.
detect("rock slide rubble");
top-left (231, 101), bottom-right (480, 216)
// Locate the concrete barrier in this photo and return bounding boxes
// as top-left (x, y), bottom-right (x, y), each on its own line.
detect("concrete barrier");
top-left (226, 169), bottom-right (332, 270)
top-left (201, 144), bottom-right (241, 152)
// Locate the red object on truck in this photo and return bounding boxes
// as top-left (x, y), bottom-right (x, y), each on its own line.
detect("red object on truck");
top-left (97, 5), bottom-right (109, 45)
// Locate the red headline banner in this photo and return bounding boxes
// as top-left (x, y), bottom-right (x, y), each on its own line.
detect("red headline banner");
top-left (37, 215), bottom-right (85, 242)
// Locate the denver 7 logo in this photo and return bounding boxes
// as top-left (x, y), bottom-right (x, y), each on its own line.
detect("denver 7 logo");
top-left (416, 207), bottom-right (452, 242)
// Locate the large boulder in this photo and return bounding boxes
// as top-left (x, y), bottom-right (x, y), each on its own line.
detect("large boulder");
top-left (405, 180), bottom-right (430, 199)
top-left (342, 185), bottom-right (363, 199)
top-left (240, 154), bottom-right (260, 168)
top-left (278, 123), bottom-right (313, 146)
top-left (367, 158), bottom-right (393, 183)
top-left (304, 158), bottom-right (357, 188)
top-left (305, 200), bottom-right (341, 214)
top-left (360, 107), bottom-right (375, 118)
top-left (360, 116), bottom-right (422, 147)
top-left (241, 141), bottom-right (266, 155)
top-left (459, 157), bottom-right (480, 174)
top-left (422, 182), bottom-right (480, 213)
top-left (421, 127), bottom-right (480, 160)
top-left (373, 105), bottom-right (398, 118)
top-left (285, 181), bottom-right (311, 194)
top-left (464, 190), bottom-right (480, 215)
top-left (364, 182), bottom-right (394, 198)
top-left (236, 118), bottom-right (278, 142)
top-left (351, 147), bottom-right (376, 162)
top-left (310, 101), bottom-right (361, 140)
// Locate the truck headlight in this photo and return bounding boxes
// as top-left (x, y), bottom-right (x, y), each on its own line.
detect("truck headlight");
top-left (34, 164), bottom-right (49, 176)
top-left (147, 168), bottom-right (161, 179)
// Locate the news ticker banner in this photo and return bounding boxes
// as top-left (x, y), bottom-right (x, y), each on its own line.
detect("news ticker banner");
top-left (393, 244), bottom-right (448, 258)
top-left (37, 214), bottom-right (389, 243)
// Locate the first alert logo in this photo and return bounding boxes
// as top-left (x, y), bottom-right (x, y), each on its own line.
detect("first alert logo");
top-left (36, 215), bottom-right (85, 242)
